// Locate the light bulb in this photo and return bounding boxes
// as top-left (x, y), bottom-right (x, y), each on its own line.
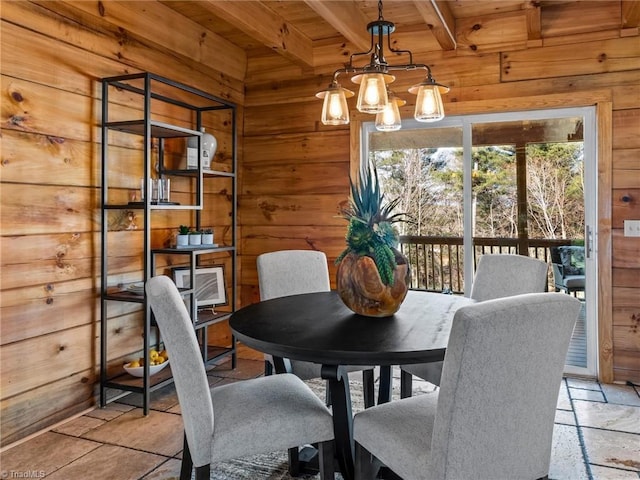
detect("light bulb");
top-left (364, 79), bottom-right (381, 106)
top-left (328, 92), bottom-right (344, 119)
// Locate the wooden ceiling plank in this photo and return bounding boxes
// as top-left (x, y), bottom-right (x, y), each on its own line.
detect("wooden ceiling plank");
top-left (58, 0), bottom-right (247, 81)
top-left (413, 0), bottom-right (457, 51)
top-left (304, 0), bottom-right (371, 52)
top-left (200, 0), bottom-right (314, 69)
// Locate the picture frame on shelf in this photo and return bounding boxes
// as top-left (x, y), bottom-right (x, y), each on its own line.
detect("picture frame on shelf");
top-left (172, 265), bottom-right (227, 310)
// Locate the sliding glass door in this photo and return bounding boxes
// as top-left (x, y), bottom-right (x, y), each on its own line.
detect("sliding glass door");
top-left (363, 107), bottom-right (597, 377)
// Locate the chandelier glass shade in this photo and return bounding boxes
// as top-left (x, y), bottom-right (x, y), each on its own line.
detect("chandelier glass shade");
top-left (317, 83), bottom-right (354, 125)
top-left (375, 90), bottom-right (405, 131)
top-left (317, 0), bottom-right (448, 130)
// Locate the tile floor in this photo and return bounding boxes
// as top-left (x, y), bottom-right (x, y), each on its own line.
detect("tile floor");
top-left (1, 358), bottom-right (639, 480)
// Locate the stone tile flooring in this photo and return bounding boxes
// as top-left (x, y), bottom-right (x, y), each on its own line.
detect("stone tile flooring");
top-left (1, 358), bottom-right (639, 479)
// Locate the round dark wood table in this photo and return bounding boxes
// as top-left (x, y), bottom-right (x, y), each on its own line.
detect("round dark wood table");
top-left (230, 290), bottom-right (473, 480)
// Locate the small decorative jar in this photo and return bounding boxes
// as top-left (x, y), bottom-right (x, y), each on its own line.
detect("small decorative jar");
top-left (189, 232), bottom-right (202, 246)
top-left (201, 228), bottom-right (214, 245)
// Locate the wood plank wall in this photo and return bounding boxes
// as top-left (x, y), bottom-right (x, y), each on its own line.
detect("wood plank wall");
top-left (0, 1), bottom-right (244, 447)
top-left (241, 39), bottom-right (640, 386)
top-left (1, 0), bottom-right (639, 447)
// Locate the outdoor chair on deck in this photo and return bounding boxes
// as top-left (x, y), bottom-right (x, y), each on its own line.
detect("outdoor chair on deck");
top-left (551, 246), bottom-right (586, 296)
top-left (146, 275), bottom-right (335, 480)
top-left (353, 292), bottom-right (581, 480)
top-left (258, 250), bottom-right (376, 406)
top-left (400, 254), bottom-right (549, 397)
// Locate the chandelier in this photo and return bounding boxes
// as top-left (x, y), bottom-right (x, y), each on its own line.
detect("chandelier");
top-left (316, 0), bottom-right (449, 130)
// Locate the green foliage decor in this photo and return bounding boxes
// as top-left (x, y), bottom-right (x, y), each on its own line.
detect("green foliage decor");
top-left (336, 162), bottom-right (407, 286)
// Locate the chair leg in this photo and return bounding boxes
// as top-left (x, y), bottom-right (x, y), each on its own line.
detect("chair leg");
top-left (194, 464), bottom-right (210, 480)
top-left (288, 446), bottom-right (301, 476)
top-left (362, 369), bottom-right (375, 408)
top-left (180, 433), bottom-right (193, 480)
top-left (377, 366), bottom-right (392, 404)
top-left (355, 441), bottom-right (379, 480)
top-left (265, 359), bottom-right (273, 376)
top-left (324, 379), bottom-right (332, 406)
top-left (400, 369), bottom-right (413, 399)
top-left (318, 440), bottom-right (336, 480)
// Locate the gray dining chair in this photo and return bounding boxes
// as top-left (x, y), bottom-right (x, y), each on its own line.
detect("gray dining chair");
top-left (400, 253), bottom-right (549, 398)
top-left (145, 275), bottom-right (335, 480)
top-left (258, 249), bottom-right (376, 406)
top-left (354, 292), bottom-right (581, 480)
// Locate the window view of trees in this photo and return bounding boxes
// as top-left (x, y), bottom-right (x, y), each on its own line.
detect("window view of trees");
top-left (370, 142), bottom-right (585, 241)
top-left (367, 115), bottom-right (586, 294)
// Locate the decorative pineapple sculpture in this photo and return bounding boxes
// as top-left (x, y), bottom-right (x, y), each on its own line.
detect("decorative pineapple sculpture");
top-left (336, 162), bottom-right (410, 317)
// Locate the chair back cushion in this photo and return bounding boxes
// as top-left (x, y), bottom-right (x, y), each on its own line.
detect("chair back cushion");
top-left (557, 246), bottom-right (585, 275)
top-left (146, 275), bottom-right (214, 467)
top-left (430, 292), bottom-right (581, 479)
top-left (470, 254), bottom-right (548, 302)
top-left (257, 250), bottom-right (330, 300)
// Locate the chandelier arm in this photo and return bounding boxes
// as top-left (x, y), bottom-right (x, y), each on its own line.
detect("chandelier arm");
top-left (385, 31), bottom-right (414, 65)
top-left (385, 64), bottom-right (430, 73)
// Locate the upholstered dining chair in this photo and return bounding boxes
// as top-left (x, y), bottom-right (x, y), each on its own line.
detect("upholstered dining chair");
top-left (354, 292), bottom-right (581, 480)
top-left (257, 249), bottom-right (376, 406)
top-left (551, 245), bottom-right (586, 296)
top-left (400, 253), bottom-right (549, 397)
top-left (145, 275), bottom-right (336, 480)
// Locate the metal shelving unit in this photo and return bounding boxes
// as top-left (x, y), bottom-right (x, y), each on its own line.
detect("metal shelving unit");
top-left (99, 73), bottom-right (237, 414)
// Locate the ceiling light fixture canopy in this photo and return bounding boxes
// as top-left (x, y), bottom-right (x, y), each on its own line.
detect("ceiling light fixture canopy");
top-left (316, 0), bottom-right (449, 130)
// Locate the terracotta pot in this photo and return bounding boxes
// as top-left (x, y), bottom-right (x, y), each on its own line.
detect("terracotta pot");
top-left (336, 249), bottom-right (410, 317)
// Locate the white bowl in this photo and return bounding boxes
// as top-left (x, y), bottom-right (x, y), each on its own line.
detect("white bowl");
top-left (123, 360), bottom-right (169, 377)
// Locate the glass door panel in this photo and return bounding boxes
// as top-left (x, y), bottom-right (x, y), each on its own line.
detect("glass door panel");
top-left (363, 107), bottom-right (596, 377)
top-left (367, 124), bottom-right (464, 293)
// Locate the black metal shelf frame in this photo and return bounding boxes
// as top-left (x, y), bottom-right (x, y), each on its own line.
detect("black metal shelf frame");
top-left (100, 72), bottom-right (237, 414)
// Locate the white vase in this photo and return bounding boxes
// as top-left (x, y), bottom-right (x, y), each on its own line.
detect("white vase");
top-left (189, 234), bottom-right (202, 246)
top-left (202, 233), bottom-right (214, 245)
top-left (176, 234), bottom-right (189, 247)
top-left (201, 129), bottom-right (217, 169)
top-left (186, 128), bottom-right (217, 170)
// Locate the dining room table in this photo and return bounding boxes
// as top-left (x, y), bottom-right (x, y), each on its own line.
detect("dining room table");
top-left (229, 289), bottom-right (474, 480)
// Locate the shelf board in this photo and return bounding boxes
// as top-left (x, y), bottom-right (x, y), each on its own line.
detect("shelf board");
top-left (105, 120), bottom-right (199, 138)
top-left (195, 310), bottom-right (231, 329)
top-left (104, 203), bottom-right (201, 211)
top-left (204, 345), bottom-right (236, 366)
top-left (104, 289), bottom-right (145, 303)
top-left (104, 364), bottom-right (174, 392)
top-left (159, 169), bottom-right (235, 178)
top-left (152, 245), bottom-right (234, 254)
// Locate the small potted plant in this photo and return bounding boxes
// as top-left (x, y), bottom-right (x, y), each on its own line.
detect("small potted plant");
top-left (201, 227), bottom-right (214, 245)
top-left (189, 229), bottom-right (202, 246)
top-left (176, 225), bottom-right (190, 247)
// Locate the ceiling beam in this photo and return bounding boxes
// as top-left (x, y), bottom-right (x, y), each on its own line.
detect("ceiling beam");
top-left (413, 0), bottom-right (456, 51)
top-left (622, 0), bottom-right (640, 30)
top-left (524, 1), bottom-right (542, 47)
top-left (304, 0), bottom-right (371, 52)
top-left (200, 0), bottom-right (315, 69)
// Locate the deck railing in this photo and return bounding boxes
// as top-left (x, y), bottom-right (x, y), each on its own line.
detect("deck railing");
top-left (399, 235), bottom-right (575, 294)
